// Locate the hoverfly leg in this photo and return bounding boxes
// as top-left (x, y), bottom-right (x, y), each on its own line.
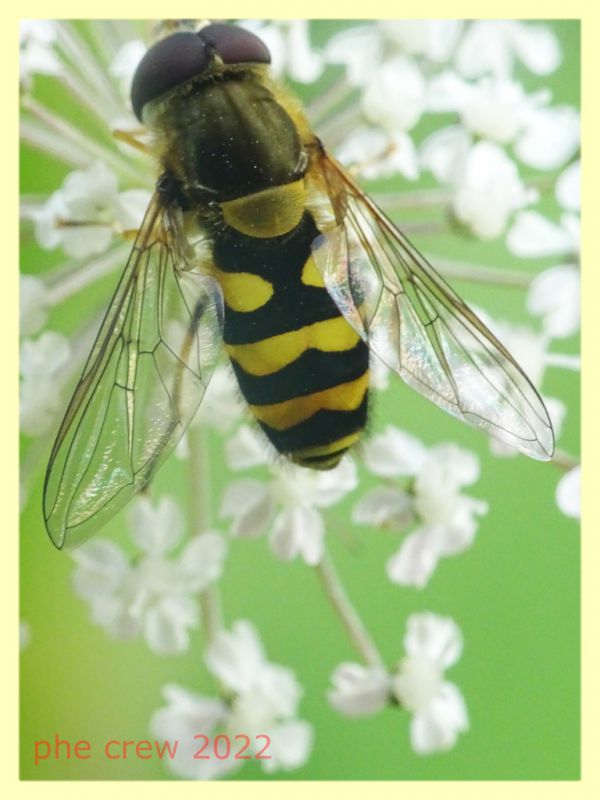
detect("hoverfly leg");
top-left (347, 140), bottom-right (397, 178)
top-left (112, 127), bottom-right (151, 154)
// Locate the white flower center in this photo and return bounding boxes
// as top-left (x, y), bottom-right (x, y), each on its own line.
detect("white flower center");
top-left (393, 655), bottom-right (443, 713)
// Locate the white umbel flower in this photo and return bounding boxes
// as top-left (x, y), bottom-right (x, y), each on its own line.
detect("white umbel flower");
top-left (33, 161), bottom-right (150, 259)
top-left (20, 331), bottom-right (71, 436)
top-left (392, 612), bottom-right (469, 754)
top-left (151, 620), bottom-right (313, 779)
top-left (71, 495), bottom-right (228, 654)
top-left (221, 457), bottom-right (357, 565)
top-left (355, 428), bottom-right (487, 587)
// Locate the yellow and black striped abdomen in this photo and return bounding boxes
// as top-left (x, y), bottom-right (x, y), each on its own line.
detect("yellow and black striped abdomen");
top-left (212, 212), bottom-right (369, 469)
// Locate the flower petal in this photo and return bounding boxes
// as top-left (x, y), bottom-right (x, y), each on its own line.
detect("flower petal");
top-left (556, 466), bottom-right (580, 519)
top-left (410, 681), bottom-right (469, 754)
top-left (386, 528), bottom-right (443, 588)
top-left (507, 211), bottom-right (575, 258)
top-left (179, 532), bottom-right (228, 592)
top-left (404, 612), bottom-right (464, 669)
top-left (220, 479), bottom-right (273, 538)
top-left (205, 620), bottom-right (266, 693)
top-left (556, 160), bottom-right (580, 212)
top-left (128, 495), bottom-right (183, 555)
top-left (269, 507), bottom-right (324, 565)
top-left (143, 595), bottom-right (198, 655)
top-left (352, 486), bottom-right (414, 530)
top-left (527, 264), bottom-right (580, 337)
top-left (260, 719), bottom-right (314, 773)
top-left (516, 106), bottom-right (580, 171)
top-left (328, 662), bottom-right (390, 717)
top-left (362, 425), bottom-right (428, 477)
top-left (71, 538), bottom-right (129, 599)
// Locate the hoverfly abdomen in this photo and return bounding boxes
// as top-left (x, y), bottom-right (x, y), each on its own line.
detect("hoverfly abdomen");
top-left (211, 212), bottom-right (370, 470)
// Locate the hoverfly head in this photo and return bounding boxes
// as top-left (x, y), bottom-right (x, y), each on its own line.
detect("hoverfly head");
top-left (131, 23), bottom-right (271, 121)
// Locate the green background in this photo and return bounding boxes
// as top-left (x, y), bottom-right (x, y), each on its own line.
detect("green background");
top-left (20, 20), bottom-right (580, 781)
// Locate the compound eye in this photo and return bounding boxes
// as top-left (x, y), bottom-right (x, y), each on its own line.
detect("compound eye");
top-left (131, 32), bottom-right (209, 121)
top-left (198, 23), bottom-right (271, 65)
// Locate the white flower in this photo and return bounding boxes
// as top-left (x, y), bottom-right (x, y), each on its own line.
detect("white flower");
top-left (527, 265), bottom-right (580, 339)
top-left (20, 331), bottom-right (71, 436)
top-left (221, 457), bottom-right (357, 566)
top-left (361, 56), bottom-right (426, 134)
top-left (352, 486), bottom-right (415, 530)
top-left (387, 451), bottom-right (487, 588)
top-left (71, 495), bottom-right (228, 654)
top-left (110, 40), bottom-right (146, 96)
top-left (427, 73), bottom-right (548, 145)
top-left (327, 613), bottom-right (468, 755)
top-left (454, 21), bottom-right (561, 79)
top-left (33, 161), bottom-right (148, 259)
top-left (452, 142), bottom-right (536, 239)
top-left (356, 429), bottom-right (487, 587)
top-left (380, 20), bottom-right (465, 63)
top-left (420, 124), bottom-right (472, 185)
top-left (515, 105), bottom-right (580, 171)
top-left (392, 612), bottom-right (469, 754)
top-left (507, 210), bottom-right (579, 259)
top-left (241, 20), bottom-right (323, 83)
top-left (150, 685), bottom-right (233, 780)
top-left (362, 426), bottom-right (428, 477)
top-left (151, 620), bottom-right (313, 779)
top-left (328, 663), bottom-right (391, 716)
top-left (556, 466), bottom-right (580, 519)
top-left (556, 160), bottom-right (580, 212)
top-left (20, 20), bottom-right (62, 84)
top-left (325, 25), bottom-right (383, 86)
top-left (507, 159), bottom-right (579, 269)
top-left (20, 274), bottom-right (48, 337)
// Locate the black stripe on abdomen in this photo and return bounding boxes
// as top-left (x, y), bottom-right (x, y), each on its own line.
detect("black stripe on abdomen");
top-left (258, 394), bottom-right (369, 453)
top-left (230, 340), bottom-right (368, 405)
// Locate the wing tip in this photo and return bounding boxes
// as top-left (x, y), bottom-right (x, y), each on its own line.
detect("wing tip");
top-left (43, 512), bottom-right (66, 550)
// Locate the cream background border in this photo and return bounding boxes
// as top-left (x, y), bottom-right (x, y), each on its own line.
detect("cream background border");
top-left (5, 1), bottom-right (596, 796)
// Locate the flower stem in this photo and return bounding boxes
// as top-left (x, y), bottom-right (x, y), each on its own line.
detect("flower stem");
top-left (552, 449), bottom-right (579, 472)
top-left (315, 547), bottom-right (384, 669)
top-left (188, 424), bottom-right (223, 645)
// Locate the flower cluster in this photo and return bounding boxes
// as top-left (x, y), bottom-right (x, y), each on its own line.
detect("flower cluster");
top-left (151, 620), bottom-right (313, 778)
top-left (72, 495), bottom-right (227, 654)
top-left (221, 425), bottom-right (358, 565)
top-left (354, 427), bottom-right (487, 587)
top-left (329, 612), bottom-right (468, 755)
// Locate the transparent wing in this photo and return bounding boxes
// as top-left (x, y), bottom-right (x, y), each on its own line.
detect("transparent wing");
top-left (43, 193), bottom-right (224, 548)
top-left (311, 154), bottom-right (554, 461)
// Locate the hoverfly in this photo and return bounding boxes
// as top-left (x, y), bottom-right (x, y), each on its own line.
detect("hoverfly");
top-left (43, 21), bottom-right (554, 549)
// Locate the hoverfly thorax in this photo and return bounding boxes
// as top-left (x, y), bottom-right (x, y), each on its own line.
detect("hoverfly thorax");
top-left (131, 23), bottom-right (309, 223)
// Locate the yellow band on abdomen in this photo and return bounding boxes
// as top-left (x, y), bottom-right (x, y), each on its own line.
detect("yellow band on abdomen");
top-left (250, 372), bottom-right (368, 431)
top-left (212, 268), bottom-right (273, 313)
top-left (226, 315), bottom-right (361, 376)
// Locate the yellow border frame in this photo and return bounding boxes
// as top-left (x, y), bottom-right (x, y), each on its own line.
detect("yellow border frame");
top-left (7, 2), bottom-right (595, 796)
